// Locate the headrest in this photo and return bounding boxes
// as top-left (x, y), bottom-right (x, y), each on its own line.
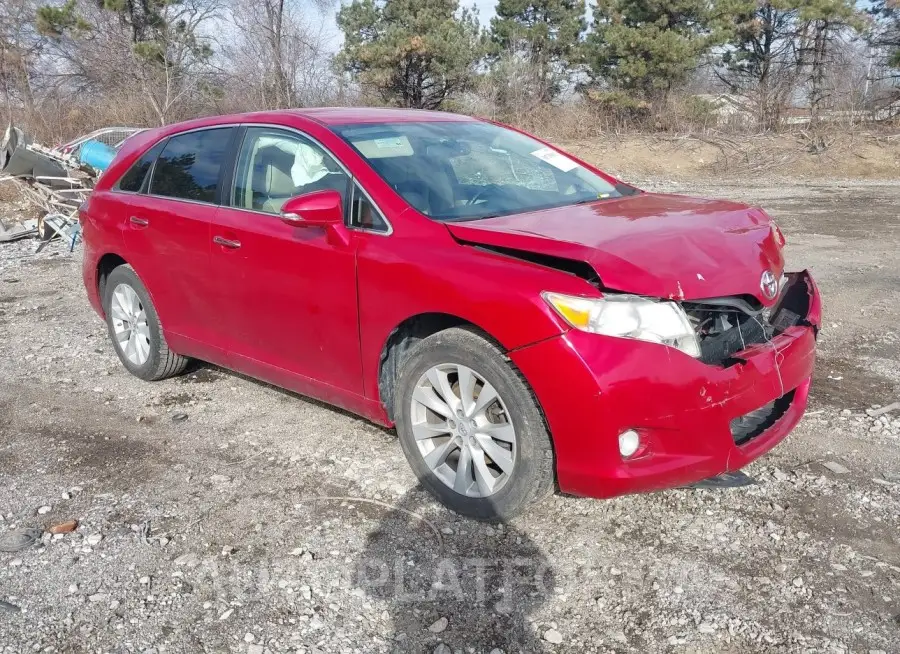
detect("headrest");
top-left (256, 145), bottom-right (295, 197)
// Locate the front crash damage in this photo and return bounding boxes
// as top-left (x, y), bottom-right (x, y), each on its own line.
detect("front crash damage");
top-left (682, 271), bottom-right (817, 366)
top-left (507, 269), bottom-right (821, 499)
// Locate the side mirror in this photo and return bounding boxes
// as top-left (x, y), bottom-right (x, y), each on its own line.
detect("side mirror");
top-left (281, 190), bottom-right (343, 227)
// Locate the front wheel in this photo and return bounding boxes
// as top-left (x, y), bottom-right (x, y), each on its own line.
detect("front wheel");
top-left (394, 328), bottom-right (555, 521)
top-left (103, 265), bottom-right (189, 381)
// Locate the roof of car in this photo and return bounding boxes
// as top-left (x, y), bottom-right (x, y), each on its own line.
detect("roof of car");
top-left (118, 108), bottom-right (480, 151)
top-left (291, 107), bottom-right (478, 125)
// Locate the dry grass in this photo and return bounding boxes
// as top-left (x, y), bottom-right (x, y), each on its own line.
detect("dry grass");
top-left (556, 130), bottom-right (900, 181)
top-left (479, 102), bottom-right (900, 181)
top-left (2, 92), bottom-right (177, 147)
top-left (3, 99), bottom-right (898, 183)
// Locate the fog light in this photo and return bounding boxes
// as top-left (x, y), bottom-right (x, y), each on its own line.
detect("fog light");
top-left (618, 430), bottom-right (641, 458)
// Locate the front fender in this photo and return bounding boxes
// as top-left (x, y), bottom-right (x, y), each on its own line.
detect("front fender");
top-left (356, 226), bottom-right (594, 403)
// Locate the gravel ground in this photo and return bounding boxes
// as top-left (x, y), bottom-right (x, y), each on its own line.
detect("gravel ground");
top-left (0, 179), bottom-right (898, 654)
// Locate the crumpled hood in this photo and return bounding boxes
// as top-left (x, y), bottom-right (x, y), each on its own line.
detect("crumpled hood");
top-left (445, 192), bottom-right (786, 304)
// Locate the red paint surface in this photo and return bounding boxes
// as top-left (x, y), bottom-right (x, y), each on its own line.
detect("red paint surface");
top-left (446, 194), bottom-right (786, 304)
top-left (81, 108), bottom-right (820, 500)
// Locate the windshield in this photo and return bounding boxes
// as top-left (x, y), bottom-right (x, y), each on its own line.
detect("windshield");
top-left (332, 121), bottom-right (625, 221)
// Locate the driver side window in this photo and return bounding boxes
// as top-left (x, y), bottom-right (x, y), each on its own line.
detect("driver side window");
top-left (231, 127), bottom-right (349, 215)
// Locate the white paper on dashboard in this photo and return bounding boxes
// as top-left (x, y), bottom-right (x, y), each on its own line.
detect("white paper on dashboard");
top-left (530, 146), bottom-right (579, 172)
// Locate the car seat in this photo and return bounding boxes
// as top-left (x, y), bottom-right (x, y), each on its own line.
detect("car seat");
top-left (252, 144), bottom-right (296, 213)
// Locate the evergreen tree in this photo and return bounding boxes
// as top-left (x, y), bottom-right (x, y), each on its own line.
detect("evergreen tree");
top-left (794, 0), bottom-right (861, 121)
top-left (583, 0), bottom-right (721, 102)
top-left (336, 0), bottom-right (485, 110)
top-left (713, 0), bottom-right (801, 128)
top-left (490, 0), bottom-right (586, 102)
top-left (868, 0), bottom-right (900, 93)
top-left (869, 0), bottom-right (900, 69)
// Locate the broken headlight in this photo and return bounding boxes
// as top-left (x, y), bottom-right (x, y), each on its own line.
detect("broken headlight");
top-left (542, 292), bottom-right (701, 357)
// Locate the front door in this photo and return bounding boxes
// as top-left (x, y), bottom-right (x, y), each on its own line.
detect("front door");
top-left (209, 126), bottom-right (363, 395)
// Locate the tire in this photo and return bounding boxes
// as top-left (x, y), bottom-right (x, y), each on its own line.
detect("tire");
top-left (103, 265), bottom-right (189, 381)
top-left (394, 327), bottom-right (555, 521)
top-left (37, 215), bottom-right (54, 241)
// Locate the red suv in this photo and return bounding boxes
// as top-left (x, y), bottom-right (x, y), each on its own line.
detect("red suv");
top-left (80, 108), bottom-right (821, 520)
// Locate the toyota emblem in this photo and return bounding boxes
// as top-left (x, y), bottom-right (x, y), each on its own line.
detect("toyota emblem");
top-left (760, 270), bottom-right (779, 300)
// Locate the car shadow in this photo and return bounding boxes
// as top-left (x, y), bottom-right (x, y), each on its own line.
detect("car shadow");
top-left (182, 363), bottom-right (557, 650)
top-left (352, 486), bottom-right (554, 652)
top-left (178, 360), bottom-right (394, 435)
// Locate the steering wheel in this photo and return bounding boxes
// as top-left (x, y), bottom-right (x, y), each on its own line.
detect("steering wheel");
top-left (467, 184), bottom-right (503, 206)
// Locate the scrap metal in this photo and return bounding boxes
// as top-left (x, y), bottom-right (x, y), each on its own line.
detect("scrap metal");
top-left (0, 123), bottom-right (118, 250)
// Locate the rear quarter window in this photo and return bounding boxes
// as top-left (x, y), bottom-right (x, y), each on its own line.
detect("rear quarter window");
top-left (115, 141), bottom-right (165, 193)
top-left (149, 128), bottom-right (234, 203)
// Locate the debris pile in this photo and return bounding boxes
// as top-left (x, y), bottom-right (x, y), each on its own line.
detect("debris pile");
top-left (0, 124), bottom-right (138, 247)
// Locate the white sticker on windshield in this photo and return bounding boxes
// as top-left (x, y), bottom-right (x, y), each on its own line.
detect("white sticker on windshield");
top-left (354, 135), bottom-right (414, 158)
top-left (374, 137), bottom-right (406, 149)
top-left (530, 146), bottom-right (579, 172)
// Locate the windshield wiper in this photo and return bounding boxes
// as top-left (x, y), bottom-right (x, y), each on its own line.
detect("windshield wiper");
top-left (570, 192), bottom-right (623, 206)
top-left (439, 213), bottom-right (499, 222)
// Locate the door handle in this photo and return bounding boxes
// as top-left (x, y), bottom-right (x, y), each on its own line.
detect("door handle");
top-left (213, 235), bottom-right (241, 249)
top-left (129, 216), bottom-right (149, 227)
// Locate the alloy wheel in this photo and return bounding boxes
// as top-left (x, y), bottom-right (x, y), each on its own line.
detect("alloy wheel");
top-left (110, 283), bottom-right (151, 366)
top-left (410, 363), bottom-right (517, 498)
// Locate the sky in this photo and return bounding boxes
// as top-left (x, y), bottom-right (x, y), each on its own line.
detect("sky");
top-left (468, 0), bottom-right (500, 23)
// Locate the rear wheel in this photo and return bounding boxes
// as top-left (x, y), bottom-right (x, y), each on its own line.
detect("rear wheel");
top-left (103, 265), bottom-right (188, 381)
top-left (394, 328), bottom-right (554, 521)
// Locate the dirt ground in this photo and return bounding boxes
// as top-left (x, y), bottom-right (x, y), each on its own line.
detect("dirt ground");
top-left (1, 172), bottom-right (899, 653)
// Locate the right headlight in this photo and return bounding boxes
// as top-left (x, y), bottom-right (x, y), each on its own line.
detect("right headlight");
top-left (542, 291), bottom-right (701, 358)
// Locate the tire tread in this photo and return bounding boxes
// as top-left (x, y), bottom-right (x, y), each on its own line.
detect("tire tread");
top-left (104, 264), bottom-right (189, 382)
top-left (395, 326), bottom-right (555, 520)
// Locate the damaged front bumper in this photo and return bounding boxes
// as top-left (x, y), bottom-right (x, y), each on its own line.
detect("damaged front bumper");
top-left (511, 270), bottom-right (821, 499)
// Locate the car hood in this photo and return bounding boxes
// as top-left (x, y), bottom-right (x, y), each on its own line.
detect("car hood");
top-left (445, 193), bottom-right (785, 304)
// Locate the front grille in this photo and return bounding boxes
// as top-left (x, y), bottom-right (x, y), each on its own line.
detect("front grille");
top-left (682, 297), bottom-right (773, 365)
top-left (682, 274), bottom-right (811, 366)
top-left (729, 391), bottom-right (795, 445)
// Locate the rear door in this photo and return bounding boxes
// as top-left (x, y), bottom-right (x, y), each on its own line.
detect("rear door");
top-left (208, 125), bottom-right (364, 393)
top-left (120, 127), bottom-right (236, 354)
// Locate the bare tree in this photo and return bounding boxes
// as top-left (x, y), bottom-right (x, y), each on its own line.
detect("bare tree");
top-left (0, 0), bottom-right (45, 123)
top-left (794, 2), bottom-right (862, 125)
top-left (223, 0), bottom-right (338, 110)
top-left (483, 38), bottom-right (547, 123)
top-left (38, 0), bottom-right (223, 125)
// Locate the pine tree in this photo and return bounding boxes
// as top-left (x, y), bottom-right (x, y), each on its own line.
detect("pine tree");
top-left (872, 0), bottom-right (900, 65)
top-left (583, 0), bottom-right (721, 102)
top-left (490, 0), bottom-right (586, 102)
top-left (713, 0), bottom-right (801, 128)
top-left (868, 1), bottom-right (900, 96)
top-left (794, 0), bottom-right (861, 122)
top-left (336, 0), bottom-right (486, 110)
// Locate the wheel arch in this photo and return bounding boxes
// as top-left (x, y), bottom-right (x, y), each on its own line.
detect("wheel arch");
top-left (382, 314), bottom-right (560, 510)
top-left (96, 252), bottom-right (129, 314)
top-left (376, 312), bottom-right (552, 435)
top-left (377, 313), bottom-right (499, 422)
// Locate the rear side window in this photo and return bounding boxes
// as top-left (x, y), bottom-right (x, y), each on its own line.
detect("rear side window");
top-left (149, 128), bottom-right (234, 203)
top-left (116, 141), bottom-right (165, 193)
